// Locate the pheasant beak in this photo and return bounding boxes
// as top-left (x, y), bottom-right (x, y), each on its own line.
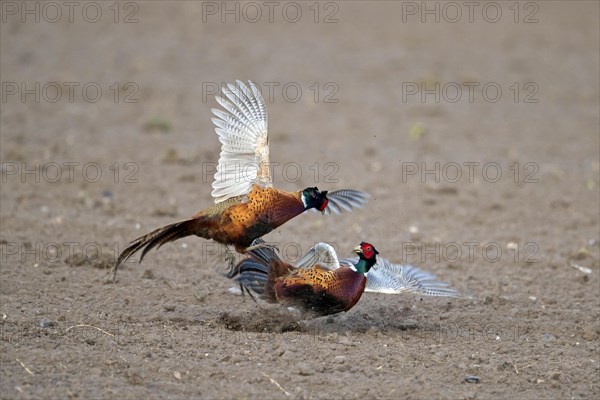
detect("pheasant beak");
top-left (353, 245), bottom-right (363, 255)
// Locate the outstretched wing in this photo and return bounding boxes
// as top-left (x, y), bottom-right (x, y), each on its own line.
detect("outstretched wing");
top-left (341, 255), bottom-right (459, 297)
top-left (322, 190), bottom-right (370, 215)
top-left (211, 80), bottom-right (271, 203)
top-left (294, 242), bottom-right (341, 271)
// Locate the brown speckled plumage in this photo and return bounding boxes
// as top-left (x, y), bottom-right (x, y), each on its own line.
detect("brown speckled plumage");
top-left (231, 242), bottom-right (374, 316)
top-left (113, 185), bottom-right (306, 275)
top-left (208, 186), bottom-right (305, 252)
top-left (272, 265), bottom-right (367, 315)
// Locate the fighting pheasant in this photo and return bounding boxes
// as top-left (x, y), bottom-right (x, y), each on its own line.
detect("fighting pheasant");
top-left (112, 81), bottom-right (369, 279)
top-left (230, 240), bottom-right (459, 316)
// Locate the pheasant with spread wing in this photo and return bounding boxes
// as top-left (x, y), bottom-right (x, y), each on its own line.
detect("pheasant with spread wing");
top-left (112, 81), bottom-right (369, 279)
top-left (230, 240), bottom-right (459, 316)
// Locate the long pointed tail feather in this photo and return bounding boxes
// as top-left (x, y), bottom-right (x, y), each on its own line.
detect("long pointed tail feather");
top-left (112, 218), bottom-right (197, 280)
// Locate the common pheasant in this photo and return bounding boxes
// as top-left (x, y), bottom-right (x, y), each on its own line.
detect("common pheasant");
top-left (112, 81), bottom-right (369, 279)
top-left (230, 240), bottom-right (459, 316)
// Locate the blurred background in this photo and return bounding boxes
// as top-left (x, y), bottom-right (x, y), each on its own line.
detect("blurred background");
top-left (1, 2), bottom-right (597, 243)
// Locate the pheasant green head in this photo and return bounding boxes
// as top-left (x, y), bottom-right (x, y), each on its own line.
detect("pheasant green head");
top-left (301, 187), bottom-right (329, 213)
top-left (353, 242), bottom-right (379, 274)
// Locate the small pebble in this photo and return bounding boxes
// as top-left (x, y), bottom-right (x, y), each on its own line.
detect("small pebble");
top-left (298, 363), bottom-right (314, 376)
top-left (39, 318), bottom-right (56, 328)
top-left (399, 319), bottom-right (418, 330)
top-left (465, 375), bottom-right (480, 383)
top-left (228, 286), bottom-right (242, 295)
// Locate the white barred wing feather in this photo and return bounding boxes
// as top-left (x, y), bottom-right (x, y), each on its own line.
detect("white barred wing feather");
top-left (211, 80), bottom-right (271, 203)
top-left (341, 255), bottom-right (460, 297)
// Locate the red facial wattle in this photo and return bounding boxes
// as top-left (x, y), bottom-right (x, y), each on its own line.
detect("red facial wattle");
top-left (361, 243), bottom-right (376, 260)
top-left (319, 198), bottom-right (329, 212)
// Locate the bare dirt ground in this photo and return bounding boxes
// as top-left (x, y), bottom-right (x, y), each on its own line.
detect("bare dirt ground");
top-left (1, 2), bottom-right (599, 399)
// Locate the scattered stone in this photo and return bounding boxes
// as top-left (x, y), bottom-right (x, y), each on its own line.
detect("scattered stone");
top-left (298, 363), bottom-right (314, 376)
top-left (85, 338), bottom-right (96, 345)
top-left (164, 305), bottom-right (176, 312)
top-left (399, 319), bottom-right (418, 330)
top-left (465, 375), bottom-right (480, 383)
top-left (228, 286), bottom-right (242, 295)
top-left (39, 318), bottom-right (56, 328)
